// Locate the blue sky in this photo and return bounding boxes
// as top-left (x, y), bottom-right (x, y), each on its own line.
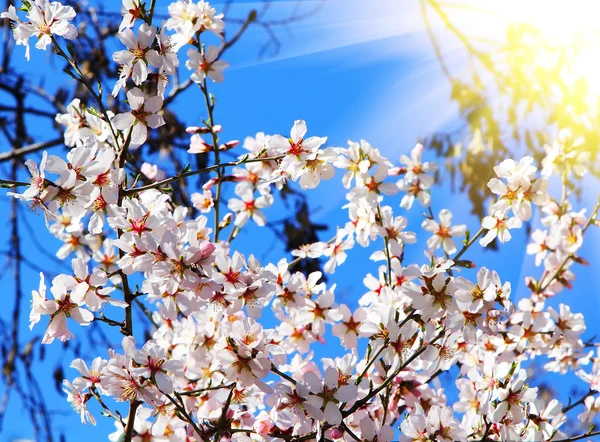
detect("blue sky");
top-left (1, 0), bottom-right (600, 440)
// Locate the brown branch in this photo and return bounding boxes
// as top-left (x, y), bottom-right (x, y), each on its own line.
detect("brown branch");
top-left (0, 137), bottom-right (63, 163)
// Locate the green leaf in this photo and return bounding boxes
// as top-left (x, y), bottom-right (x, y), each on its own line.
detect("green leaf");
top-left (19, 1), bottom-right (32, 12)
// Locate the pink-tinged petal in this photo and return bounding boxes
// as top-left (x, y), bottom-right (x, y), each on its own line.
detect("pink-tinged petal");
top-left (72, 307), bottom-right (94, 325)
top-left (324, 367), bottom-right (338, 389)
top-left (438, 209), bottom-right (453, 226)
top-left (130, 124), bottom-right (147, 147)
top-left (70, 282), bottom-right (88, 304)
top-left (112, 112), bottom-right (135, 131)
top-left (208, 70), bottom-right (224, 83)
top-left (146, 114), bottom-right (165, 129)
top-left (443, 238), bottom-right (457, 254)
top-left (481, 216), bottom-right (497, 229)
top-left (205, 45), bottom-right (220, 62)
top-left (126, 87), bottom-right (145, 110)
top-left (112, 49), bottom-right (135, 65)
top-left (479, 230), bottom-right (496, 247)
top-left (303, 371), bottom-right (322, 393)
top-left (132, 61), bottom-right (148, 85)
top-left (72, 258), bottom-right (88, 279)
top-left (487, 178), bottom-right (507, 195)
top-left (155, 373), bottom-right (173, 393)
top-left (144, 96), bottom-right (163, 114)
top-left (379, 182), bottom-right (399, 196)
top-left (336, 385), bottom-right (358, 402)
top-left (137, 23), bottom-right (156, 48)
top-left (324, 401), bottom-right (342, 425)
top-left (291, 120), bottom-right (307, 142)
top-left (45, 155), bottom-right (68, 174)
top-left (268, 134), bottom-right (290, 153)
top-left (118, 28), bottom-right (138, 49)
top-left (421, 219), bottom-right (438, 232)
top-left (122, 336), bottom-right (137, 358)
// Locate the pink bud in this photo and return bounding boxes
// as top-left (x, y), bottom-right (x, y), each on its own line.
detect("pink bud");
top-left (388, 166), bottom-right (407, 176)
top-left (186, 126), bottom-right (211, 134)
top-left (202, 177), bottom-right (220, 190)
top-left (330, 427), bottom-right (343, 439)
top-left (219, 140), bottom-right (240, 151)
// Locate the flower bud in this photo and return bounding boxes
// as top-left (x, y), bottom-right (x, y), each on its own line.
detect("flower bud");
top-left (186, 126), bottom-right (212, 134)
top-left (330, 427), bottom-right (343, 439)
top-left (388, 166), bottom-right (407, 176)
top-left (219, 140), bottom-right (239, 151)
top-left (219, 213), bottom-right (233, 229)
top-left (572, 255), bottom-right (589, 265)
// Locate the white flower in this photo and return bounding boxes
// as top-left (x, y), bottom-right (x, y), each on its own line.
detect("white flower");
top-left (119, 0), bottom-right (144, 31)
top-left (227, 188), bottom-right (273, 227)
top-left (268, 120), bottom-right (327, 176)
top-left (323, 232), bottom-right (354, 273)
top-left (166, 0), bottom-right (224, 43)
top-left (112, 88), bottom-right (165, 148)
top-left (479, 214), bottom-right (522, 247)
top-left (140, 162), bottom-right (165, 181)
top-left (63, 380), bottom-right (96, 425)
top-left (490, 368), bottom-right (538, 423)
top-left (30, 273), bottom-right (54, 330)
top-left (422, 209), bottom-right (466, 255)
top-left (113, 23), bottom-right (158, 86)
top-left (303, 366), bottom-right (358, 425)
top-left (399, 143), bottom-right (437, 187)
top-left (1, 0), bottom-right (78, 60)
top-left (40, 276), bottom-right (94, 344)
top-left (298, 147), bottom-right (337, 189)
top-left (186, 46), bottom-right (228, 83)
top-left (191, 190), bottom-right (214, 213)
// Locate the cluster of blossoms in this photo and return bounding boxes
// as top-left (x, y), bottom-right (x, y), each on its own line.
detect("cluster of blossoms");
top-left (3, 1), bottom-right (600, 442)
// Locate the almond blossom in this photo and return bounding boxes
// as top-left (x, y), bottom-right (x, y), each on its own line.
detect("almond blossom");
top-left (112, 87), bottom-right (165, 148)
top-left (186, 46), bottom-right (228, 83)
top-left (1, 0), bottom-right (77, 60)
top-left (422, 209), bottom-right (466, 255)
top-left (3, 1), bottom-right (600, 440)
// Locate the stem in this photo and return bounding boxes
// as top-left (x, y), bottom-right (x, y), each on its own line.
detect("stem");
top-left (213, 386), bottom-right (235, 441)
top-left (0, 138), bottom-right (63, 163)
top-left (563, 389), bottom-right (593, 413)
top-left (539, 199), bottom-right (600, 292)
top-left (553, 430), bottom-right (600, 442)
top-left (147, 0), bottom-right (157, 23)
top-left (51, 38), bottom-right (119, 149)
top-left (0, 178), bottom-right (30, 188)
top-left (220, 10), bottom-right (257, 55)
top-left (200, 79), bottom-right (223, 242)
top-left (123, 401), bottom-right (141, 442)
top-left (355, 340), bottom-right (388, 385)
top-left (452, 226), bottom-right (484, 263)
top-left (343, 331), bottom-right (444, 418)
top-left (271, 364), bottom-right (297, 385)
top-left (178, 382), bottom-right (236, 396)
top-left (90, 388), bottom-right (123, 424)
top-left (124, 155), bottom-right (284, 195)
top-left (163, 392), bottom-right (208, 442)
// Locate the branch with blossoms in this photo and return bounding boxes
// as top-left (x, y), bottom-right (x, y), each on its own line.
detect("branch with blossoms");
top-left (3, 1), bottom-right (600, 442)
